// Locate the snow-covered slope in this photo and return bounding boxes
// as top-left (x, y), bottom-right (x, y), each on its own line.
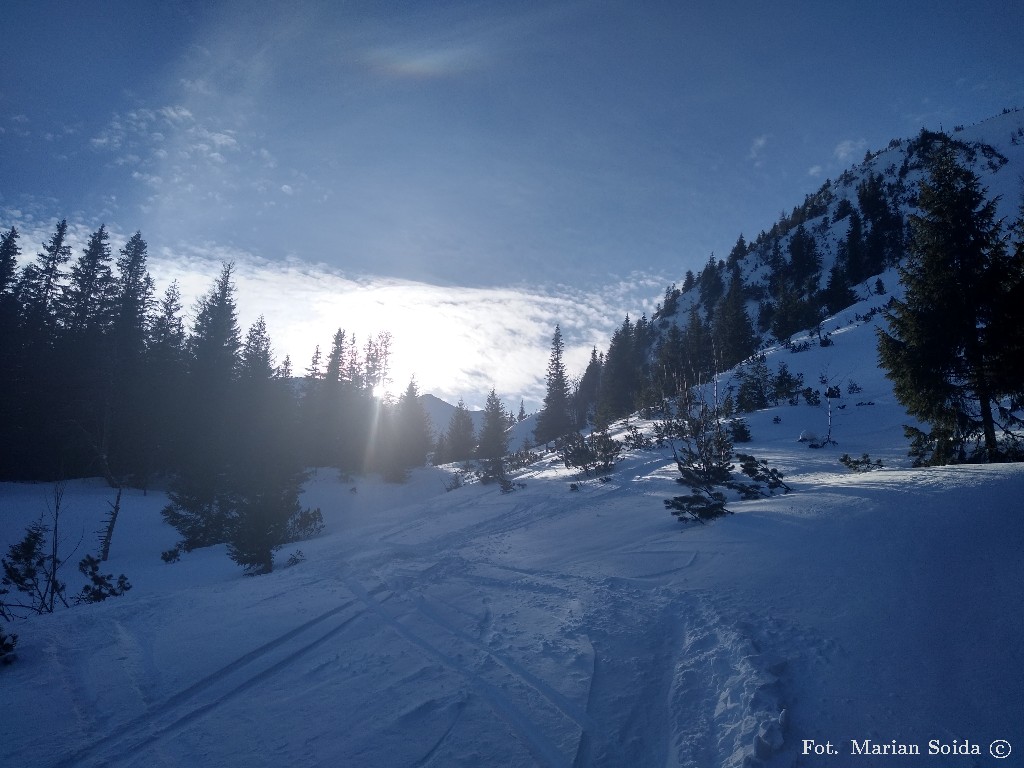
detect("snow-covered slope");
top-left (653, 110), bottom-right (1024, 340)
top-left (2, 291), bottom-right (1022, 767)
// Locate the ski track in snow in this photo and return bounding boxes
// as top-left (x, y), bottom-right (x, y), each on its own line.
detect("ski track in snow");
top-left (48, 588), bottom-right (388, 768)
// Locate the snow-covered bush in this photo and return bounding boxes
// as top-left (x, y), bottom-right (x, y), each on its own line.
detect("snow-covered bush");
top-left (662, 392), bottom-right (791, 524)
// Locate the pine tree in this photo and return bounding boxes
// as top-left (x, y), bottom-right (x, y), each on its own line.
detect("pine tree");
top-left (188, 263), bottom-right (241, 386)
top-left (228, 318), bottom-right (304, 573)
top-left (698, 254), bottom-right (725, 310)
top-left (164, 264), bottom-right (243, 546)
top-left (145, 282), bottom-right (188, 476)
top-left (683, 306), bottom-right (712, 380)
top-left (534, 325), bottom-right (572, 444)
top-left (878, 147), bottom-right (1021, 463)
top-left (444, 399), bottom-right (477, 462)
top-left (325, 329), bottom-right (348, 383)
top-left (0, 226), bottom-right (19, 296)
top-left (477, 389), bottom-right (509, 460)
top-left (240, 316), bottom-right (275, 382)
top-left (597, 316), bottom-right (640, 422)
top-left (385, 380), bottom-right (432, 476)
top-left (18, 219), bottom-right (71, 339)
top-left (841, 210), bottom-right (867, 284)
top-left (107, 232), bottom-right (156, 479)
top-left (63, 224), bottom-right (116, 334)
top-left (822, 262), bottom-right (858, 316)
top-left (712, 270), bottom-right (756, 369)
top-left (111, 232), bottom-right (154, 362)
top-left (0, 228), bottom-right (21, 477)
top-left (572, 347), bottom-right (603, 426)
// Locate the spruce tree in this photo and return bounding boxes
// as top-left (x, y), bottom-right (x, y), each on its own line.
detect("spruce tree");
top-left (712, 270), bottom-right (756, 369)
top-left (0, 226), bottom-right (19, 296)
top-left (107, 232), bottom-right (156, 479)
top-left (63, 224), bottom-right (117, 334)
top-left (0, 228), bottom-right (21, 477)
top-left (111, 232), bottom-right (155, 362)
top-left (534, 325), bottom-right (572, 444)
top-left (164, 264), bottom-right (243, 547)
top-left (229, 317), bottom-right (304, 573)
top-left (444, 399), bottom-right (477, 462)
top-left (394, 379), bottom-right (433, 470)
top-left (477, 389), bottom-right (509, 460)
top-left (597, 316), bottom-right (638, 422)
top-left (878, 148), bottom-right (1021, 462)
top-left (18, 219), bottom-right (71, 339)
top-left (145, 282), bottom-right (189, 475)
top-left (572, 347), bottom-right (603, 426)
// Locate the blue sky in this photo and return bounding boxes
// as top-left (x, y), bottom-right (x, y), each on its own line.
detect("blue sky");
top-left (3, 0), bottom-right (1023, 407)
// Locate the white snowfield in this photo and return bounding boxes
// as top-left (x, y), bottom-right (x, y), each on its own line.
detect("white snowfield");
top-left (3, 304), bottom-right (1023, 767)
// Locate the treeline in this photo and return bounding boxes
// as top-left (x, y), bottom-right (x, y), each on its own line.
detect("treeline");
top-left (0, 221), bottom-right (441, 486)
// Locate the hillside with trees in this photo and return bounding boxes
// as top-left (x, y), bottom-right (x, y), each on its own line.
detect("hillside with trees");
top-left (533, 111), bottom-right (1024, 465)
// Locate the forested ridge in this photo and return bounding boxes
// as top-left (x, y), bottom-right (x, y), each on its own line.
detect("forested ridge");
top-left (535, 119), bottom-right (1024, 466)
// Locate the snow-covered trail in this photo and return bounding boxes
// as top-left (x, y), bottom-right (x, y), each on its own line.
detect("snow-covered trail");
top-left (3, 446), bottom-right (1023, 767)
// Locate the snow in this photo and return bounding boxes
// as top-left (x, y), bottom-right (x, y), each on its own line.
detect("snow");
top-left (3, 294), bottom-right (1023, 767)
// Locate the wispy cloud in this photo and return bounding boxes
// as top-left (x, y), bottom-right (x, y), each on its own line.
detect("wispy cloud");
top-left (363, 44), bottom-right (485, 79)
top-left (146, 247), bottom-right (661, 409)
top-left (749, 134), bottom-right (768, 166)
top-left (834, 138), bottom-right (867, 162)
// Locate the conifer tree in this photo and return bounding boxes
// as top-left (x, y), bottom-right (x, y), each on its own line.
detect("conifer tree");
top-left (698, 254), bottom-right (725, 310)
top-left (63, 224), bottom-right (116, 334)
top-left (572, 347), bottom-right (603, 426)
top-left (18, 219), bottom-right (71, 338)
top-left (444, 399), bottom-right (477, 462)
top-left (164, 264), bottom-right (243, 547)
top-left (0, 227), bottom-right (22, 479)
top-left (597, 316), bottom-right (639, 422)
top-left (653, 324), bottom-right (687, 398)
top-left (841, 210), bottom-right (867, 284)
top-left (145, 282), bottom-right (188, 475)
top-left (106, 232), bottom-right (156, 479)
top-left (0, 226), bottom-right (19, 296)
top-left (477, 389), bottom-right (510, 460)
top-left (188, 263), bottom-right (241, 386)
top-left (111, 232), bottom-right (155, 362)
top-left (712, 270), bottom-right (756, 369)
top-left (534, 325), bottom-right (572, 444)
top-left (878, 148), bottom-right (1021, 463)
top-left (228, 317), bottom-right (304, 573)
top-left (683, 306), bottom-right (712, 380)
top-left (381, 380), bottom-right (432, 478)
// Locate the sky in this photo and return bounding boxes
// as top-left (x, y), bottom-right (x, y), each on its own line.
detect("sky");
top-left (3, 0), bottom-right (1023, 408)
